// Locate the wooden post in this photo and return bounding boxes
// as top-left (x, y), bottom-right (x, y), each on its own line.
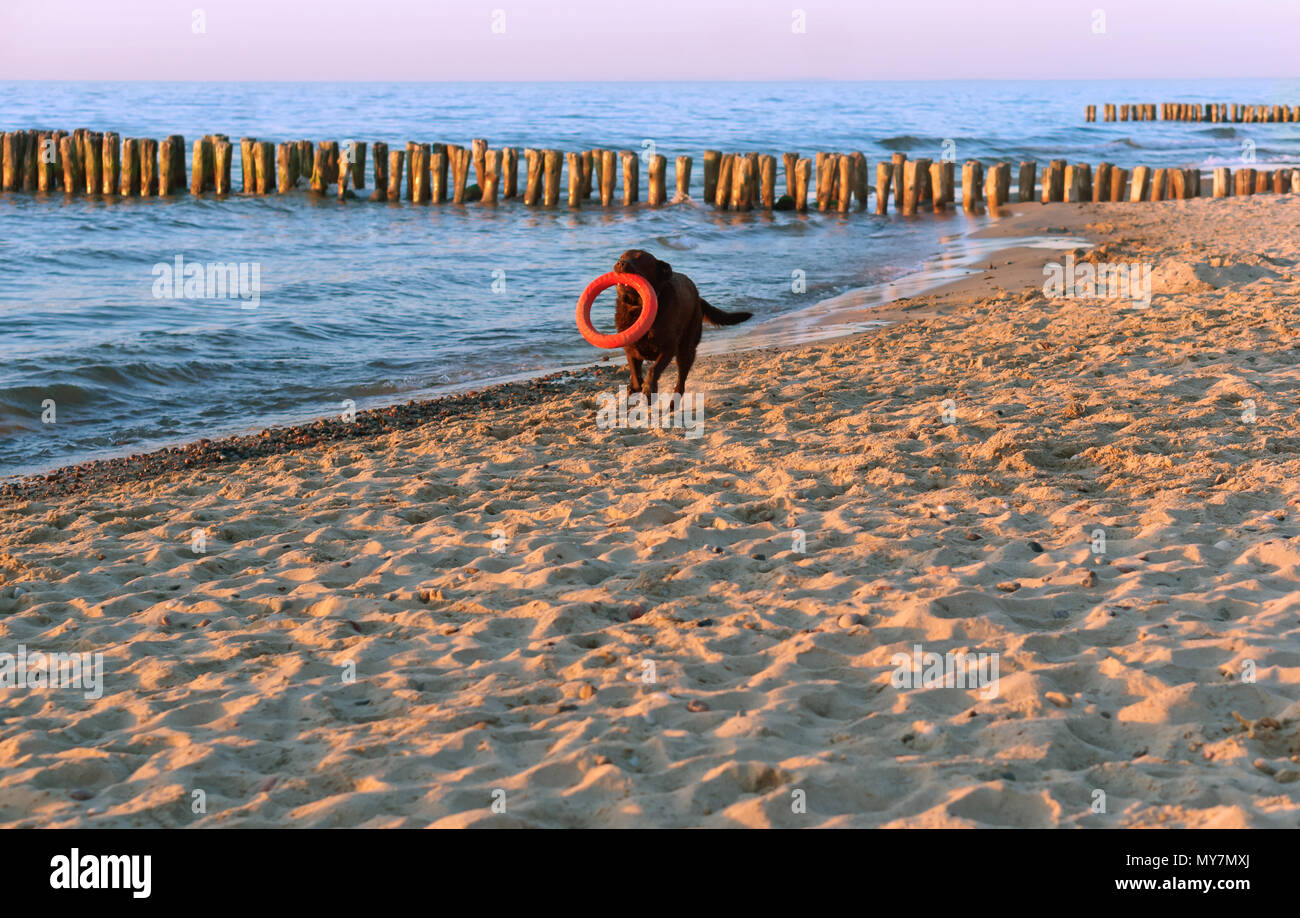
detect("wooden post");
top-left (1109, 167), bottom-right (1128, 202)
top-left (429, 148), bottom-right (445, 203)
top-left (83, 132), bottom-right (103, 195)
top-left (387, 149), bottom-right (404, 201)
top-left (1064, 163), bottom-right (1084, 203)
top-left (252, 141), bottom-right (272, 194)
top-left (411, 144), bottom-right (429, 203)
top-left (561, 150), bottom-right (580, 207)
top-left (276, 142), bottom-right (293, 194)
top-left (21, 131), bottom-right (37, 192)
top-left (1, 133), bottom-right (18, 191)
top-left (449, 145), bottom-right (469, 204)
top-left (1041, 160), bottom-right (1064, 203)
top-left (239, 138), bottom-right (257, 193)
top-left (210, 140), bottom-right (230, 195)
top-left (1127, 165), bottom-right (1149, 201)
top-left (137, 138), bottom-right (158, 196)
top-left (1150, 168), bottom-right (1167, 201)
top-left (849, 152), bottom-right (868, 211)
top-left (815, 153), bottom-right (835, 211)
top-left (793, 157), bottom-right (810, 212)
top-left (984, 165), bottom-right (1002, 215)
top-left (836, 154), bottom-right (853, 213)
top-left (900, 160), bottom-right (921, 216)
top-left (891, 153), bottom-right (906, 210)
top-left (758, 154), bottom-right (776, 210)
top-left (914, 157), bottom-right (933, 208)
top-left (730, 155), bottom-right (752, 211)
top-left (928, 162), bottom-right (944, 212)
top-left (702, 150), bottom-right (721, 203)
top-left (874, 161), bottom-right (892, 215)
top-left (540, 149), bottom-right (561, 206)
top-left (1092, 163), bottom-right (1111, 203)
top-left (59, 136), bottom-right (78, 194)
top-left (598, 149), bottom-right (615, 206)
top-left (477, 148), bottom-right (498, 205)
top-left (471, 138), bottom-right (488, 189)
top-left (348, 141), bottom-right (366, 190)
top-left (166, 135), bottom-right (186, 192)
top-left (675, 155), bottom-right (692, 202)
top-left (1213, 166), bottom-right (1232, 198)
top-left (619, 150), bottom-right (638, 205)
top-left (101, 132), bottom-right (120, 196)
top-left (647, 153), bottom-right (666, 206)
top-left (1255, 169), bottom-right (1270, 194)
top-left (310, 147), bottom-right (327, 194)
top-left (502, 147), bottom-right (518, 199)
top-left (368, 141), bottom-right (388, 201)
top-left (961, 160), bottom-right (981, 213)
top-left (715, 153), bottom-right (733, 209)
top-left (120, 138), bottom-right (139, 196)
top-left (783, 152), bottom-right (798, 198)
top-left (579, 150), bottom-right (594, 198)
top-left (522, 149), bottom-right (541, 205)
top-left (1274, 170), bottom-right (1288, 194)
top-left (745, 152), bottom-right (760, 209)
top-left (1018, 161), bottom-right (1036, 203)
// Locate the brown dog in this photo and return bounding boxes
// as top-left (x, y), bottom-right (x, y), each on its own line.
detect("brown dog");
top-left (612, 249), bottom-right (752, 401)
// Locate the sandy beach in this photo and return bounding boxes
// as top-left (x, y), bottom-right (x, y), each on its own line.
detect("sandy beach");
top-left (3, 193), bottom-right (1300, 828)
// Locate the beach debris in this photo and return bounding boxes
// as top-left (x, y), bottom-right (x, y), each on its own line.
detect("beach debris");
top-left (1027, 540), bottom-right (1044, 553)
top-left (68, 789), bottom-right (94, 801)
top-left (996, 581), bottom-right (1020, 592)
top-left (686, 699), bottom-right (710, 713)
top-left (1045, 692), bottom-right (1072, 708)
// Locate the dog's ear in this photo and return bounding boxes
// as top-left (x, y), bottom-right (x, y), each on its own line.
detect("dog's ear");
top-left (655, 259), bottom-right (672, 282)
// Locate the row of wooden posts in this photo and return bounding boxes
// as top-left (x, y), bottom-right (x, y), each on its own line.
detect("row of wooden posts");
top-left (1086, 103), bottom-right (1300, 123)
top-left (2, 128), bottom-right (1297, 213)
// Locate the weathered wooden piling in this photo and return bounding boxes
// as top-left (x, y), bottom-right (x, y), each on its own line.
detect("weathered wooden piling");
top-left (431, 144), bottom-right (448, 203)
top-left (101, 132), bottom-right (120, 196)
top-left (900, 160), bottom-right (921, 216)
top-left (1017, 161), bottom-right (1036, 203)
top-left (1130, 165), bottom-right (1151, 201)
top-left (522, 150), bottom-right (541, 206)
top-left (1255, 170), bottom-right (1270, 194)
top-left (540, 149), bottom-right (561, 206)
top-left (348, 141), bottom-right (366, 190)
top-left (411, 144), bottom-right (430, 203)
top-left (745, 152), bottom-right (760, 207)
top-left (2, 133), bottom-right (20, 190)
top-left (619, 150), bottom-right (638, 205)
top-left (139, 138), bottom-right (160, 196)
top-left (1040, 160), bottom-right (1064, 203)
top-left (715, 154), bottom-right (734, 209)
top-left (647, 153), bottom-right (667, 206)
top-left (961, 160), bottom-right (982, 213)
top-left (913, 157), bottom-right (933, 208)
top-left (849, 153), bottom-right (867, 211)
top-left (1109, 167), bottom-right (1128, 202)
top-left (874, 161), bottom-right (892, 215)
top-left (238, 138), bottom-right (256, 193)
top-left (22, 131), bottom-right (38, 192)
top-left (702, 150), bottom-right (721, 204)
top-left (502, 147), bottom-right (518, 199)
top-left (450, 145), bottom-right (471, 204)
top-left (471, 138), bottom-right (488, 190)
top-left (386, 149), bottom-right (404, 201)
top-left (891, 153), bottom-right (907, 210)
top-left (564, 151), bottom-right (581, 207)
top-left (1150, 168), bottom-right (1167, 201)
top-left (165, 136), bottom-right (186, 192)
top-left (59, 136), bottom-right (78, 194)
top-left (793, 158), bottom-right (810, 212)
top-left (1064, 163), bottom-right (1085, 203)
top-left (121, 138), bottom-right (140, 196)
top-left (782, 152), bottom-right (798, 199)
top-left (276, 143), bottom-right (293, 194)
top-left (836, 154), bottom-right (853, 213)
top-left (1092, 163), bottom-right (1111, 203)
top-left (83, 132), bottom-right (102, 195)
top-left (675, 155), bottom-right (692, 202)
top-left (730, 155), bottom-right (753, 211)
top-left (209, 140), bottom-right (229, 195)
top-left (598, 149), bottom-right (615, 206)
top-left (478, 148), bottom-right (499, 205)
top-left (1213, 166), bottom-right (1232, 197)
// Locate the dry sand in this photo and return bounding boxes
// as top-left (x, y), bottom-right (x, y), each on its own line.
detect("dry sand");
top-left (2, 194), bottom-right (1300, 827)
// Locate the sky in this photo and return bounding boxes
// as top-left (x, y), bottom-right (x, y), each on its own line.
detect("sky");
top-left (1, 0), bottom-right (1297, 81)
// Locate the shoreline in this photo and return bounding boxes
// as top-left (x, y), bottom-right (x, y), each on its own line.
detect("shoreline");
top-left (3, 204), bottom-right (1091, 498)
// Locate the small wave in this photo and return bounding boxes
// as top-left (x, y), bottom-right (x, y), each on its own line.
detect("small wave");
top-left (1199, 127), bottom-right (1240, 139)
top-left (878, 135), bottom-right (945, 151)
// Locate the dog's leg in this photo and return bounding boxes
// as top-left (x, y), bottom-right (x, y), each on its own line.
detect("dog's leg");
top-left (674, 339), bottom-right (697, 396)
top-left (625, 353), bottom-right (643, 392)
top-left (643, 352), bottom-right (675, 400)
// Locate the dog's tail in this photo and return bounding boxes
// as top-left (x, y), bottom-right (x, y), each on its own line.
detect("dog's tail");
top-left (701, 299), bottom-right (753, 327)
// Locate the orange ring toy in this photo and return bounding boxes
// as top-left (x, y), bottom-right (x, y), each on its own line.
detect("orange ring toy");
top-left (575, 272), bottom-right (658, 348)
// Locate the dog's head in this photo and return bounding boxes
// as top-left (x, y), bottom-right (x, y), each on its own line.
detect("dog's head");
top-left (613, 249), bottom-right (671, 305)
